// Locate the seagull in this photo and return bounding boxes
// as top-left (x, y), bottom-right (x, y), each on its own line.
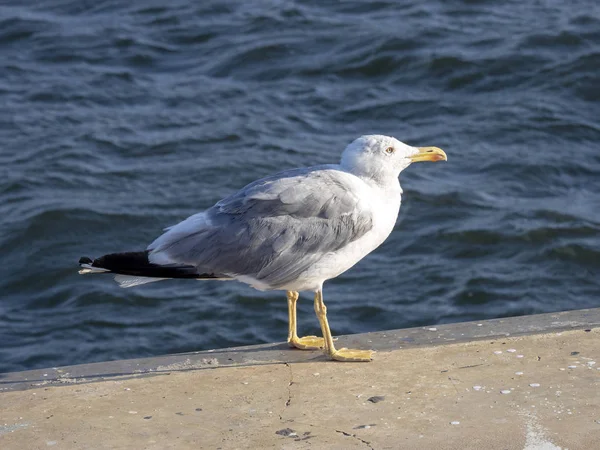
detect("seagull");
top-left (79, 135), bottom-right (447, 362)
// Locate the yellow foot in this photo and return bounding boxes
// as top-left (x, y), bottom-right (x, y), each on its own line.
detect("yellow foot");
top-left (330, 348), bottom-right (374, 362)
top-left (288, 335), bottom-right (325, 350)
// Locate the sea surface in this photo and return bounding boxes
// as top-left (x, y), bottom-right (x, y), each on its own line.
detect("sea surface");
top-left (1, 0), bottom-right (599, 373)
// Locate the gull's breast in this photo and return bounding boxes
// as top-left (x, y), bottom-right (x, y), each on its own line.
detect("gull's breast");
top-left (282, 180), bottom-right (402, 292)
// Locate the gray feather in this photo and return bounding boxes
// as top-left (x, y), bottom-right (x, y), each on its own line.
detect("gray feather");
top-left (148, 166), bottom-right (373, 288)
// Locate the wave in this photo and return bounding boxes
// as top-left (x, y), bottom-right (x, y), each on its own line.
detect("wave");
top-left (2, 0), bottom-right (600, 372)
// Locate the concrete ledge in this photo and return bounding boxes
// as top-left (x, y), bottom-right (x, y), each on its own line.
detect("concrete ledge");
top-left (1, 308), bottom-right (600, 449)
top-left (2, 307), bottom-right (600, 392)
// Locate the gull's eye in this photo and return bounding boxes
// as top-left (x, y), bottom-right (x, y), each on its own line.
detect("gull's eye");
top-left (385, 146), bottom-right (395, 154)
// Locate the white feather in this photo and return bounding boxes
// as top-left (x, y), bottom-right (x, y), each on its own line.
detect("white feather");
top-left (147, 212), bottom-right (211, 265)
top-left (114, 275), bottom-right (168, 288)
top-left (78, 263), bottom-right (109, 275)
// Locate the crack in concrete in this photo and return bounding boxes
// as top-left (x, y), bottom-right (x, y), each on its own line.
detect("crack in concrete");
top-left (277, 364), bottom-right (373, 449)
top-left (335, 429), bottom-right (374, 450)
top-left (284, 362), bottom-right (293, 407)
top-left (279, 362), bottom-right (294, 421)
top-left (458, 363), bottom-right (485, 370)
top-left (447, 375), bottom-right (461, 401)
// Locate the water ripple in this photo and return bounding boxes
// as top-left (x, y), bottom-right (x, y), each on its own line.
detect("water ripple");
top-left (1, 0), bottom-right (599, 372)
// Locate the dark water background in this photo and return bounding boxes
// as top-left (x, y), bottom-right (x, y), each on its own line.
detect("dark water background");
top-left (1, 0), bottom-right (599, 373)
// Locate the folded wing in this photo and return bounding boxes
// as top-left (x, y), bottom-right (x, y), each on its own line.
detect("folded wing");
top-left (148, 167), bottom-right (373, 288)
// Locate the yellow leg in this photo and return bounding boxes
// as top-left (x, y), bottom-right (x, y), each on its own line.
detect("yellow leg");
top-left (313, 290), bottom-right (373, 362)
top-left (287, 291), bottom-right (325, 350)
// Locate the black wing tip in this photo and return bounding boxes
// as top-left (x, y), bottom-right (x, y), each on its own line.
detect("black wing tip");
top-left (79, 256), bottom-right (93, 265)
top-left (197, 273), bottom-right (224, 279)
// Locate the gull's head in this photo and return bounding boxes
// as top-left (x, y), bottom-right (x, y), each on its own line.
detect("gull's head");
top-left (340, 135), bottom-right (447, 181)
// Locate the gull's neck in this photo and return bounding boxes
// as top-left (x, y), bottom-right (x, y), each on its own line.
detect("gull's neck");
top-left (340, 163), bottom-right (401, 193)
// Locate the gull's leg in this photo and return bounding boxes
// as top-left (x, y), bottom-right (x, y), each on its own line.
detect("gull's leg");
top-left (313, 290), bottom-right (373, 362)
top-left (286, 290), bottom-right (324, 350)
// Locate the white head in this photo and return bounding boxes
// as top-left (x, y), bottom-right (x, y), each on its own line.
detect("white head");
top-left (340, 135), bottom-right (447, 182)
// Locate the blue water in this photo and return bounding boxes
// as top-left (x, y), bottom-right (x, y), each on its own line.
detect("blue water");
top-left (1, 0), bottom-right (599, 373)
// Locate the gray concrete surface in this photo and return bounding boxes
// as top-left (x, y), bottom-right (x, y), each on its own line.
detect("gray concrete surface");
top-left (1, 309), bottom-right (600, 449)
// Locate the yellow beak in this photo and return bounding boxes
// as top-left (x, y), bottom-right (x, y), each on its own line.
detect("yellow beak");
top-left (410, 146), bottom-right (448, 163)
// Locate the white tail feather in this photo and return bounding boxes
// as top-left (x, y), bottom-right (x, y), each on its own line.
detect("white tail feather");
top-left (114, 275), bottom-right (168, 288)
top-left (79, 263), bottom-right (110, 275)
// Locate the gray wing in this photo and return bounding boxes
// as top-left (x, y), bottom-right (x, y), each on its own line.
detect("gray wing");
top-left (148, 166), bottom-right (374, 288)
